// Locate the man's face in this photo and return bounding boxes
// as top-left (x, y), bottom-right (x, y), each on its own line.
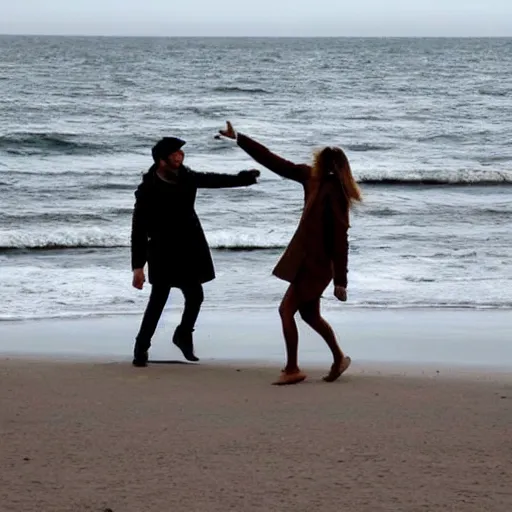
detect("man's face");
top-left (164, 149), bottom-right (184, 170)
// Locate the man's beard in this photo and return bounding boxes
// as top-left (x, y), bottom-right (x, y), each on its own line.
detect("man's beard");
top-left (161, 160), bottom-right (181, 181)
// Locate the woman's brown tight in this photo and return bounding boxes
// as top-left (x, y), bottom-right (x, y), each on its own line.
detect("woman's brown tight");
top-left (278, 284), bottom-right (344, 373)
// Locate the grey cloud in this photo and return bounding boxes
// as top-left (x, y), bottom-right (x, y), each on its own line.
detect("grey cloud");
top-left (1, 0), bottom-right (511, 36)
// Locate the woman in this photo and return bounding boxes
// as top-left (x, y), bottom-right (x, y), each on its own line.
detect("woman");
top-left (218, 121), bottom-right (362, 385)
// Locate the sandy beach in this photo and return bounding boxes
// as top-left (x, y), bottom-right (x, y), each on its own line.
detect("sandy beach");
top-left (1, 310), bottom-right (512, 511)
top-left (1, 354), bottom-right (511, 512)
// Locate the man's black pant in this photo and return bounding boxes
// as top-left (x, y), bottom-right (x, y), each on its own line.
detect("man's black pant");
top-left (134, 282), bottom-right (204, 354)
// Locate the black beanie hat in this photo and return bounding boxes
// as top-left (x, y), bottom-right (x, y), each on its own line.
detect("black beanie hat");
top-left (151, 137), bottom-right (186, 163)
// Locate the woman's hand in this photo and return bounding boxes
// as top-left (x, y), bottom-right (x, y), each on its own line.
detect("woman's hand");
top-left (334, 285), bottom-right (347, 302)
top-left (218, 121), bottom-right (237, 140)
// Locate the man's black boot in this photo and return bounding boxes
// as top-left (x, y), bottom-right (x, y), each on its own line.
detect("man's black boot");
top-left (172, 325), bottom-right (199, 362)
top-left (132, 341), bottom-right (149, 367)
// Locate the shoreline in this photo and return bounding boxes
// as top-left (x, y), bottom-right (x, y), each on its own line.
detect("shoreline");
top-left (1, 307), bottom-right (511, 370)
top-left (2, 302), bottom-right (512, 322)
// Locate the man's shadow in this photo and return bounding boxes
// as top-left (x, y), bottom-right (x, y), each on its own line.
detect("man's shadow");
top-left (148, 359), bottom-right (198, 365)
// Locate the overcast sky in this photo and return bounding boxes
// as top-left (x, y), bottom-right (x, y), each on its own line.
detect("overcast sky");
top-left (1, 0), bottom-right (511, 37)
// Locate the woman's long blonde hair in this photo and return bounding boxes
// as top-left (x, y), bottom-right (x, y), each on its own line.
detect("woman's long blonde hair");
top-left (312, 147), bottom-right (362, 208)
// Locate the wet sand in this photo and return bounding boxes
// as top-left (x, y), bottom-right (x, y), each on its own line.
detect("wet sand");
top-left (1, 308), bottom-right (511, 368)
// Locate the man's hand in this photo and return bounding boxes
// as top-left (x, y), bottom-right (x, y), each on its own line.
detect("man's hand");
top-left (132, 268), bottom-right (145, 290)
top-left (334, 285), bottom-right (347, 302)
top-left (238, 169), bottom-right (260, 181)
top-left (218, 121), bottom-right (237, 140)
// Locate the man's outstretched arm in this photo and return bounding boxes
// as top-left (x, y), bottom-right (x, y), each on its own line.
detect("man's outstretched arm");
top-left (190, 169), bottom-right (260, 189)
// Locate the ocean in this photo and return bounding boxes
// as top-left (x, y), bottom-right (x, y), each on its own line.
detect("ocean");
top-left (0, 36), bottom-right (511, 322)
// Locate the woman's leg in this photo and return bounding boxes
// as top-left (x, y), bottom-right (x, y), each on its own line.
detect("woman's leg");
top-left (299, 297), bottom-right (351, 382)
top-left (298, 298), bottom-right (344, 365)
top-left (277, 284), bottom-right (302, 374)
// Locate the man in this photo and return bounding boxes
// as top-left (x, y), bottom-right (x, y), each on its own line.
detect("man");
top-left (131, 136), bottom-right (259, 367)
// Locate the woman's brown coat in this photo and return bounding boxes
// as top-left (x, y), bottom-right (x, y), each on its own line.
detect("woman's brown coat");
top-left (237, 133), bottom-right (350, 299)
